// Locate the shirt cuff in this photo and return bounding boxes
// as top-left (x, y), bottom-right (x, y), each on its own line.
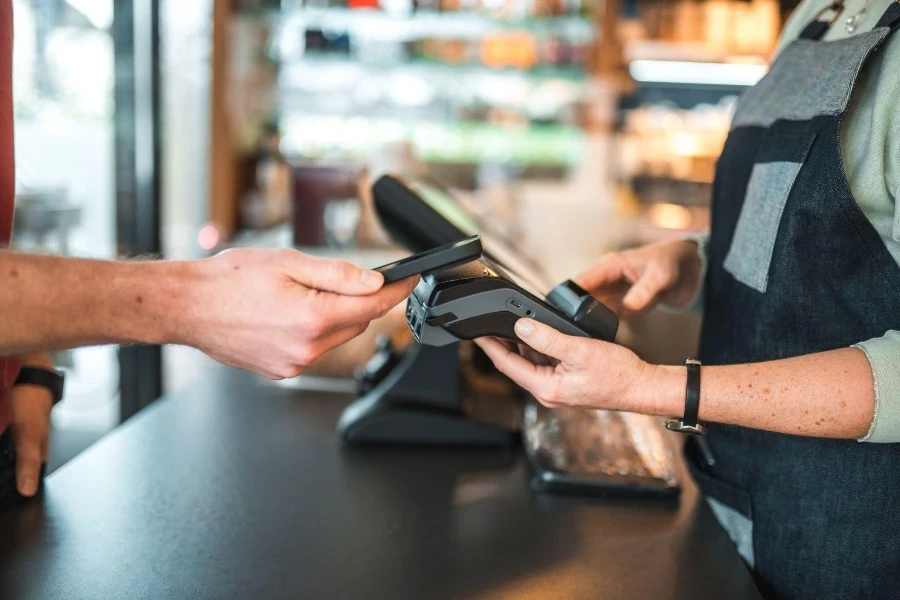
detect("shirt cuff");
top-left (854, 330), bottom-right (900, 443)
top-left (661, 232), bottom-right (708, 315)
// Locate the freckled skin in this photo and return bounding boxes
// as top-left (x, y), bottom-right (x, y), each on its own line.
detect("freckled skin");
top-left (647, 347), bottom-right (874, 439)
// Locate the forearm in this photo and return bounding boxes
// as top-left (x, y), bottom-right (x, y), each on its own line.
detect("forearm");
top-left (0, 251), bottom-right (196, 356)
top-left (649, 347), bottom-right (873, 439)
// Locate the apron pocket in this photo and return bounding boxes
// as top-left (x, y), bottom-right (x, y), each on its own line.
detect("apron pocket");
top-left (723, 132), bottom-right (817, 293)
top-left (685, 440), bottom-right (756, 568)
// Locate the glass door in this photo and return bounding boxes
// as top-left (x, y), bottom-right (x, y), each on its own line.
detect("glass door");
top-left (11, 0), bottom-right (162, 467)
top-left (12, 0), bottom-right (120, 448)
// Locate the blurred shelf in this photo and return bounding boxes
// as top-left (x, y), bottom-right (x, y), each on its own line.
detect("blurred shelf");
top-left (629, 59), bottom-right (765, 88)
top-left (277, 56), bottom-right (590, 124)
top-left (277, 55), bottom-right (591, 124)
top-left (624, 39), bottom-right (769, 65)
top-left (632, 173), bottom-right (713, 186)
top-left (617, 42), bottom-right (768, 107)
top-left (279, 115), bottom-right (583, 166)
top-left (630, 175), bottom-right (712, 207)
top-left (618, 83), bottom-right (745, 110)
top-left (281, 53), bottom-right (590, 82)
top-left (276, 6), bottom-right (596, 42)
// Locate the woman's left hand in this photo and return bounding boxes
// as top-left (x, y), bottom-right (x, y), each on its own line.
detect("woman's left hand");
top-left (475, 318), bottom-right (659, 414)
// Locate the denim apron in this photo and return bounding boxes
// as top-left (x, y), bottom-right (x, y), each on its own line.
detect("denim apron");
top-left (686, 3), bottom-right (900, 598)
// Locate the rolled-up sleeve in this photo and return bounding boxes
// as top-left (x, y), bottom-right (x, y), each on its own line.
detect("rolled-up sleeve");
top-left (663, 232), bottom-right (709, 314)
top-left (854, 331), bottom-right (900, 443)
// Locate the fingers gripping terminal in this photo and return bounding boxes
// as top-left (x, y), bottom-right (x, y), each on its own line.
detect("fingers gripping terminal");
top-left (405, 261), bottom-right (618, 347)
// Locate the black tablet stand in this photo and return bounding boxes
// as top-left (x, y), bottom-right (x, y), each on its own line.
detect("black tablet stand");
top-left (337, 338), bottom-right (517, 446)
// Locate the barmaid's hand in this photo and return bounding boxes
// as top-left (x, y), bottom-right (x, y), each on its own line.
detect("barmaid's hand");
top-left (476, 319), bottom-right (660, 414)
top-left (575, 240), bottom-right (704, 316)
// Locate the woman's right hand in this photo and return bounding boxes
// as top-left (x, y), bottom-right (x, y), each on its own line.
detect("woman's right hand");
top-left (574, 239), bottom-right (704, 316)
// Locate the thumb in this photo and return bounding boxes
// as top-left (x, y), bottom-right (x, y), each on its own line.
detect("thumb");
top-left (287, 254), bottom-right (384, 295)
top-left (514, 319), bottom-right (589, 366)
top-left (15, 433), bottom-right (43, 497)
top-left (622, 263), bottom-right (673, 311)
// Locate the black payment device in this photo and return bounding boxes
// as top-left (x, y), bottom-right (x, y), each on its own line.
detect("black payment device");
top-left (342, 175), bottom-right (677, 501)
top-left (407, 262), bottom-right (618, 345)
top-left (374, 235), bottom-right (483, 283)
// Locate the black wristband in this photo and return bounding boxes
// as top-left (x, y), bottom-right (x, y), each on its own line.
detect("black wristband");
top-left (14, 367), bottom-right (65, 406)
top-left (683, 358), bottom-right (701, 425)
top-left (665, 358), bottom-right (705, 435)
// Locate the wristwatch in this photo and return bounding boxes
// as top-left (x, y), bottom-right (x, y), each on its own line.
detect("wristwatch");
top-left (665, 358), bottom-right (705, 435)
top-left (14, 367), bottom-right (66, 406)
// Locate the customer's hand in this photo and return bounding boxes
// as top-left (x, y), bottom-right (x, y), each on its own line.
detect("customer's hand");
top-left (10, 354), bottom-right (54, 497)
top-left (181, 249), bottom-right (418, 380)
top-left (476, 319), bottom-right (658, 414)
top-left (575, 240), bottom-right (703, 315)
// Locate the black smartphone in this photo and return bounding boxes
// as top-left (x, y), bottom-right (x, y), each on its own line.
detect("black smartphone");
top-left (374, 235), bottom-right (483, 283)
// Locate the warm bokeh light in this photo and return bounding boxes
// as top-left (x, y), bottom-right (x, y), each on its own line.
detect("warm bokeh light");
top-left (198, 225), bottom-right (220, 250)
top-left (648, 203), bottom-right (693, 230)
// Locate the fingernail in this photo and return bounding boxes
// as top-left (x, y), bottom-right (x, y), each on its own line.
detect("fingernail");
top-left (361, 270), bottom-right (383, 290)
top-left (19, 477), bottom-right (37, 497)
top-left (515, 319), bottom-right (534, 337)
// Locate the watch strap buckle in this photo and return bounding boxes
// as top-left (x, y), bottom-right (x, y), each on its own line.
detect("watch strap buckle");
top-left (666, 357), bottom-right (704, 436)
top-left (665, 418), bottom-right (707, 435)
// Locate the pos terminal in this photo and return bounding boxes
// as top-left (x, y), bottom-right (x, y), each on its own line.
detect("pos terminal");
top-left (407, 263), bottom-right (618, 346)
top-left (338, 176), bottom-right (679, 498)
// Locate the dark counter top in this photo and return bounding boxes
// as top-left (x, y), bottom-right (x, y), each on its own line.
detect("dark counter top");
top-left (0, 368), bottom-right (759, 600)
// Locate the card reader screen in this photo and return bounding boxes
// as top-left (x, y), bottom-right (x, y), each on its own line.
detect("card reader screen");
top-left (409, 181), bottom-right (553, 298)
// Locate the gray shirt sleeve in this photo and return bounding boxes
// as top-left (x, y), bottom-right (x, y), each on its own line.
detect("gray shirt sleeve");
top-left (661, 233), bottom-right (708, 315)
top-left (854, 331), bottom-right (900, 443)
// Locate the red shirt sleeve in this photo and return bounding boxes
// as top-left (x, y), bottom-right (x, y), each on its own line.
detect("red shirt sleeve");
top-left (0, 0), bottom-right (20, 433)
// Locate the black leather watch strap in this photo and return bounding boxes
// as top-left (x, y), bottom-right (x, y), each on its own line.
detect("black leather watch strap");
top-left (683, 358), bottom-right (701, 425)
top-left (665, 358), bottom-right (705, 435)
top-left (14, 367), bottom-right (65, 406)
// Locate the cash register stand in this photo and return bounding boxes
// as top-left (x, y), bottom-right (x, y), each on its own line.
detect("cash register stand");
top-left (337, 340), bottom-right (517, 446)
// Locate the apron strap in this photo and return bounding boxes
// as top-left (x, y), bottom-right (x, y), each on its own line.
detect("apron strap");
top-left (801, 0), bottom-right (900, 39)
top-left (799, 1), bottom-right (844, 40)
top-left (874, 1), bottom-right (900, 29)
